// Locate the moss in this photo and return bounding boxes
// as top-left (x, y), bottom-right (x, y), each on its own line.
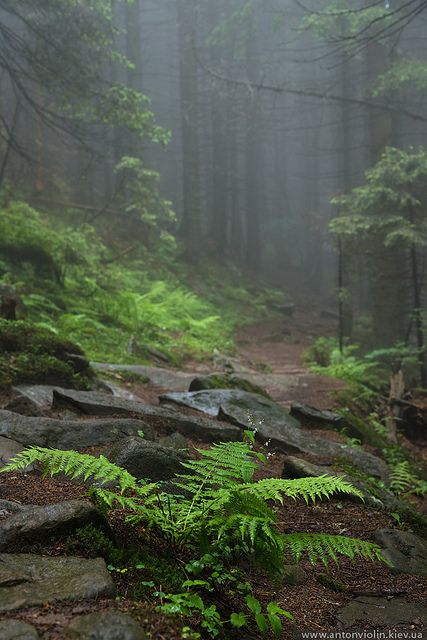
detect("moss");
top-left (0, 319), bottom-right (93, 389)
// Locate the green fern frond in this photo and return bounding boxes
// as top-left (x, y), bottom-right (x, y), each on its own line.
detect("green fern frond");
top-left (283, 532), bottom-right (384, 565)
top-left (179, 441), bottom-right (258, 488)
top-left (244, 475), bottom-right (364, 504)
top-left (209, 490), bottom-right (280, 548)
top-left (389, 461), bottom-right (425, 495)
top-left (2, 447), bottom-right (139, 494)
top-left (89, 488), bottom-right (141, 511)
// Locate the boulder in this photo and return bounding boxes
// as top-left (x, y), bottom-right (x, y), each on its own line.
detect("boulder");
top-left (189, 374), bottom-right (271, 399)
top-left (0, 500), bottom-right (109, 550)
top-left (92, 363), bottom-right (193, 391)
top-left (50, 389), bottom-right (241, 442)
top-left (335, 596), bottom-right (427, 627)
top-left (0, 410), bottom-right (154, 448)
top-left (0, 436), bottom-right (27, 470)
top-left (157, 432), bottom-right (188, 450)
top-left (217, 398), bottom-right (388, 480)
top-left (0, 554), bottom-right (115, 611)
top-left (0, 500), bottom-right (26, 515)
top-left (65, 610), bottom-right (147, 639)
top-left (0, 620), bottom-right (39, 639)
top-left (289, 403), bottom-right (344, 428)
top-left (104, 437), bottom-right (188, 482)
top-left (374, 528), bottom-right (427, 576)
top-left (159, 389), bottom-right (283, 419)
top-left (5, 384), bottom-right (56, 415)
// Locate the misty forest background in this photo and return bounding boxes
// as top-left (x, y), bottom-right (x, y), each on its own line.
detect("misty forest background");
top-left (1, 0), bottom-right (427, 385)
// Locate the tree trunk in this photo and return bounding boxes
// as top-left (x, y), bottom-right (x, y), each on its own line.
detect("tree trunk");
top-left (177, 0), bottom-right (202, 259)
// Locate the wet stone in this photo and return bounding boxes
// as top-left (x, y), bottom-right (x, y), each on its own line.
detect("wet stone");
top-left (0, 554), bottom-right (115, 611)
top-left (0, 500), bottom-right (109, 551)
top-left (64, 610), bottom-right (148, 639)
top-left (374, 528), bottom-right (427, 576)
top-left (0, 619), bottom-right (39, 639)
top-left (335, 596), bottom-right (427, 627)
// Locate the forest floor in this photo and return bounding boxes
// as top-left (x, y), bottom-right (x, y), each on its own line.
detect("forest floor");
top-left (0, 307), bottom-right (426, 639)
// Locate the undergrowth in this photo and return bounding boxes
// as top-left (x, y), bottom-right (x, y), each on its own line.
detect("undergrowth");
top-left (3, 436), bottom-right (386, 638)
top-left (0, 201), bottom-right (278, 364)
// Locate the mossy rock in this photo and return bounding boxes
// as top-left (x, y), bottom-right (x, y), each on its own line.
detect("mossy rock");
top-left (189, 374), bottom-right (271, 399)
top-left (0, 319), bottom-right (93, 389)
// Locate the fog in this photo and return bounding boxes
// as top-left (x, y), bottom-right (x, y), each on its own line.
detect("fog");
top-left (1, 0), bottom-right (427, 348)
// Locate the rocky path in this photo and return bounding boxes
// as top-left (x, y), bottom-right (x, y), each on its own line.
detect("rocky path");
top-left (93, 306), bottom-right (345, 409)
top-left (0, 310), bottom-right (425, 638)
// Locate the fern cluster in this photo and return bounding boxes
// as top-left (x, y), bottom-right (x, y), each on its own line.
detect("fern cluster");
top-left (389, 461), bottom-right (427, 496)
top-left (3, 440), bottom-right (384, 570)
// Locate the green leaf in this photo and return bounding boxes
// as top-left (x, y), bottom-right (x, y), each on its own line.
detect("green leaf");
top-left (268, 613), bottom-right (282, 636)
top-left (255, 613), bottom-right (269, 633)
top-left (246, 594), bottom-right (262, 615)
top-left (230, 612), bottom-right (247, 628)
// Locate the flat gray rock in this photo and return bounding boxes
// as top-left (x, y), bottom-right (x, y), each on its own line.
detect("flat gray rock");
top-left (7, 385), bottom-right (56, 415)
top-left (0, 410), bottom-right (154, 448)
top-left (374, 529), bottom-right (427, 576)
top-left (92, 363), bottom-right (194, 391)
top-left (188, 374), bottom-right (271, 399)
top-left (100, 382), bottom-right (140, 401)
top-left (160, 389), bottom-right (286, 419)
top-left (105, 437), bottom-right (188, 482)
top-left (0, 554), bottom-right (115, 611)
top-left (0, 620), bottom-right (39, 639)
top-left (51, 389), bottom-right (241, 442)
top-left (218, 400), bottom-right (388, 480)
top-left (65, 610), bottom-right (147, 639)
top-left (335, 596), bottom-right (427, 627)
top-left (0, 500), bottom-right (26, 515)
top-left (0, 437), bottom-right (27, 471)
top-left (290, 403), bottom-right (344, 427)
top-left (0, 500), bottom-right (108, 551)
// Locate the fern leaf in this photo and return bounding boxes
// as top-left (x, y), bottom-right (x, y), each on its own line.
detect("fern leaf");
top-left (245, 476), bottom-right (364, 504)
top-left (180, 441), bottom-right (258, 488)
top-left (283, 533), bottom-right (384, 565)
top-left (2, 447), bottom-right (140, 494)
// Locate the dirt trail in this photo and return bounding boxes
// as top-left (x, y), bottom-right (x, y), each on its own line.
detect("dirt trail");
top-left (230, 307), bottom-right (345, 409)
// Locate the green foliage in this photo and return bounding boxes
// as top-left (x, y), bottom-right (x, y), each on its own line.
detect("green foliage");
top-left (373, 59), bottom-right (427, 96)
top-left (300, 2), bottom-right (391, 45)
top-left (389, 461), bottom-right (427, 497)
top-left (306, 337), bottom-right (381, 399)
top-left (3, 0), bottom-right (167, 145)
top-left (0, 319), bottom-right (92, 389)
top-left (114, 156), bottom-right (176, 246)
top-left (330, 146), bottom-right (427, 249)
top-left (0, 203), bottom-right (252, 362)
top-left (4, 441), bottom-right (382, 569)
top-left (3, 439), bottom-right (386, 636)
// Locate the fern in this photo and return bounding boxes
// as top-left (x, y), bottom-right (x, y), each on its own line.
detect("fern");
top-left (246, 476), bottom-right (364, 504)
top-left (389, 461), bottom-right (427, 496)
top-left (7, 447), bottom-right (142, 494)
top-left (2, 440), bottom-right (384, 570)
top-left (283, 533), bottom-right (385, 566)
